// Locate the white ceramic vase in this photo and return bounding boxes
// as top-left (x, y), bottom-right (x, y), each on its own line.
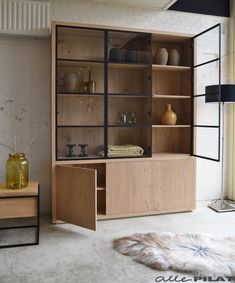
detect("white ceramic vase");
top-left (64, 73), bottom-right (78, 92)
top-left (169, 49), bottom-right (180, 66)
top-left (155, 48), bottom-right (168, 65)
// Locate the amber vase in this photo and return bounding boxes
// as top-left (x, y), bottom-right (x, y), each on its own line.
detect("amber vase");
top-left (6, 153), bottom-right (29, 189)
top-left (160, 104), bottom-right (177, 125)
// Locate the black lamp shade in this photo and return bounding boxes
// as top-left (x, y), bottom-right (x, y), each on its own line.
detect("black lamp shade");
top-left (205, 84), bottom-right (235, 103)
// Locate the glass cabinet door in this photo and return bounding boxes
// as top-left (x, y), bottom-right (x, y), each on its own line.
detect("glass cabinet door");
top-left (107, 30), bottom-right (152, 158)
top-left (55, 26), bottom-right (105, 160)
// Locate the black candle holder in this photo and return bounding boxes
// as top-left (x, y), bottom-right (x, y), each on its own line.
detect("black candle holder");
top-left (78, 144), bottom-right (88, 157)
top-left (65, 144), bottom-right (76, 157)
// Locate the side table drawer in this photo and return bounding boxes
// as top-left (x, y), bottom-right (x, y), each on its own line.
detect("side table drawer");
top-left (0, 197), bottom-right (37, 219)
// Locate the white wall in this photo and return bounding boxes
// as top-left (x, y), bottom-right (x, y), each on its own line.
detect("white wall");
top-left (0, 0), bottom-right (229, 213)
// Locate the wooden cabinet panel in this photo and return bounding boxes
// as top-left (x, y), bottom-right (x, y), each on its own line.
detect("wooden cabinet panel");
top-left (106, 161), bottom-right (152, 215)
top-left (106, 159), bottom-right (195, 216)
top-left (151, 159), bottom-right (195, 211)
top-left (56, 165), bottom-right (97, 230)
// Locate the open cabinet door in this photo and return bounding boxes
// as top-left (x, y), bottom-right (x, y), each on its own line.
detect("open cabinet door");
top-left (192, 24), bottom-right (221, 161)
top-left (56, 165), bottom-right (97, 230)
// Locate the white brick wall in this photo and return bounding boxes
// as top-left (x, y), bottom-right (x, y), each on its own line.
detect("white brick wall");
top-left (0, 0), bottom-right (229, 213)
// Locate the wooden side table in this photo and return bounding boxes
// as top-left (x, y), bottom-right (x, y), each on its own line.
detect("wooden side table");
top-left (0, 182), bottom-right (40, 249)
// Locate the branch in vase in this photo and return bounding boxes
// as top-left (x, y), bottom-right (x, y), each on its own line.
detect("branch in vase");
top-left (24, 122), bottom-right (48, 154)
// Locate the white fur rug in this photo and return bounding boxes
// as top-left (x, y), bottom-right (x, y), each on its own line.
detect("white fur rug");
top-left (113, 232), bottom-right (235, 276)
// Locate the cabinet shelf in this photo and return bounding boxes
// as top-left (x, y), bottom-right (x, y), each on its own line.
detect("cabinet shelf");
top-left (152, 153), bottom-right (191, 159)
top-left (153, 95), bottom-right (191, 99)
top-left (108, 93), bottom-right (150, 97)
top-left (57, 93), bottom-right (104, 96)
top-left (109, 124), bottom-right (150, 128)
top-left (152, 65), bottom-right (191, 72)
top-left (109, 62), bottom-right (149, 69)
top-left (152, 125), bottom-right (190, 128)
top-left (57, 125), bottom-right (104, 128)
top-left (57, 59), bottom-right (104, 68)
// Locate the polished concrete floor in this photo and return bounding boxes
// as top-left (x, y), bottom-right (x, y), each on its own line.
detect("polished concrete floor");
top-left (1, 202), bottom-right (235, 283)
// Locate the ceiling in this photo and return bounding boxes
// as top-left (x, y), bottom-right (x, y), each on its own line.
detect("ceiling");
top-left (89, 0), bottom-right (178, 10)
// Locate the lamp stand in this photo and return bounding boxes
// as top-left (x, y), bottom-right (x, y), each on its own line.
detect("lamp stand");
top-left (208, 102), bottom-right (235, 212)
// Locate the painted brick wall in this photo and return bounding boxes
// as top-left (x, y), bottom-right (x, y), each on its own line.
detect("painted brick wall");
top-left (0, 0), bottom-right (229, 213)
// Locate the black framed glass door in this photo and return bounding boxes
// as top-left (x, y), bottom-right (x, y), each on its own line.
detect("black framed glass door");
top-left (191, 23), bottom-right (221, 162)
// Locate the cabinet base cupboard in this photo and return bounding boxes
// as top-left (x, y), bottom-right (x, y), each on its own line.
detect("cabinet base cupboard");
top-left (51, 21), bottom-right (221, 230)
top-left (54, 156), bottom-right (195, 230)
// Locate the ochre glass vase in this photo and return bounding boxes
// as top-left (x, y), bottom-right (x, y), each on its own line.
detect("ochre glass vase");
top-left (6, 153), bottom-right (29, 189)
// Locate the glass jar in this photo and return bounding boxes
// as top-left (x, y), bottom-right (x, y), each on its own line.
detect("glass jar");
top-left (6, 153), bottom-right (29, 189)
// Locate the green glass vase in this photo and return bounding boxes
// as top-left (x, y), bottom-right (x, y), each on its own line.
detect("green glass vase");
top-left (6, 153), bottom-right (29, 189)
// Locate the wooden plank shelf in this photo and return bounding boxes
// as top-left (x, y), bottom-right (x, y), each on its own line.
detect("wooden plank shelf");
top-left (109, 62), bottom-right (149, 69)
top-left (153, 95), bottom-right (191, 99)
top-left (152, 125), bottom-right (190, 128)
top-left (152, 65), bottom-right (191, 72)
top-left (57, 93), bottom-right (104, 96)
top-left (57, 59), bottom-right (104, 68)
top-left (108, 94), bottom-right (150, 98)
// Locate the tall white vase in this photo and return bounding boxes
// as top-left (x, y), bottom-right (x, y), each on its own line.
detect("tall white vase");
top-left (169, 49), bottom-right (180, 66)
top-left (155, 48), bottom-right (168, 65)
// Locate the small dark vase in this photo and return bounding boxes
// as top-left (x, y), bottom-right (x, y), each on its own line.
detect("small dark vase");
top-left (125, 50), bottom-right (138, 63)
top-left (109, 48), bottom-right (124, 62)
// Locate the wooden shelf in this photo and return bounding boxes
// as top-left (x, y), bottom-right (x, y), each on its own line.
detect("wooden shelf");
top-left (57, 59), bottom-right (104, 68)
top-left (109, 94), bottom-right (150, 98)
top-left (109, 62), bottom-right (149, 69)
top-left (152, 125), bottom-right (190, 128)
top-left (57, 93), bottom-right (104, 96)
top-left (57, 125), bottom-right (104, 128)
top-left (153, 95), bottom-right (191, 99)
top-left (109, 125), bottom-right (150, 128)
top-left (152, 153), bottom-right (191, 159)
top-left (152, 65), bottom-right (191, 72)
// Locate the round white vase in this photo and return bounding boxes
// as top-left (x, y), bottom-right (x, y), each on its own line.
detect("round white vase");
top-left (169, 49), bottom-right (180, 66)
top-left (155, 48), bottom-right (168, 65)
top-left (64, 73), bottom-right (78, 92)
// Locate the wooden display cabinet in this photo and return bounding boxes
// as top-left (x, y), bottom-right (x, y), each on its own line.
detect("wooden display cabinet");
top-left (52, 21), bottom-right (221, 230)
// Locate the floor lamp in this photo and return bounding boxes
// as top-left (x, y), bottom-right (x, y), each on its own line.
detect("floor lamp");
top-left (205, 84), bottom-right (235, 212)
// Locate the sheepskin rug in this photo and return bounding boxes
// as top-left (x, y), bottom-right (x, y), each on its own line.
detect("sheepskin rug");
top-left (113, 232), bottom-right (235, 276)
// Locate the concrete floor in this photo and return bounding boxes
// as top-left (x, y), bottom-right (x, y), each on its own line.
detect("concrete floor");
top-left (1, 202), bottom-right (235, 283)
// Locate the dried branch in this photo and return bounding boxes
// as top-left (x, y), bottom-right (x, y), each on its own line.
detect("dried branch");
top-left (24, 122), bottom-right (48, 154)
top-left (0, 142), bottom-right (14, 152)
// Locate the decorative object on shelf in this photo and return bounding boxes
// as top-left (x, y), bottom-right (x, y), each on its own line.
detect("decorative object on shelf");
top-left (64, 73), bottom-right (78, 92)
top-left (78, 144), bottom-right (88, 157)
top-left (79, 78), bottom-right (88, 93)
top-left (160, 104), bottom-right (177, 125)
top-left (125, 50), bottom-right (138, 63)
top-left (127, 112), bottom-right (137, 125)
top-left (0, 100), bottom-right (47, 189)
top-left (65, 144), bottom-right (76, 158)
top-left (6, 153), bottom-right (29, 189)
top-left (117, 112), bottom-right (127, 125)
top-left (108, 144), bottom-right (144, 157)
top-left (168, 49), bottom-right (180, 66)
top-left (206, 84), bottom-right (235, 212)
top-left (109, 48), bottom-right (124, 62)
top-left (155, 48), bottom-right (168, 65)
top-left (87, 70), bottom-right (96, 93)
